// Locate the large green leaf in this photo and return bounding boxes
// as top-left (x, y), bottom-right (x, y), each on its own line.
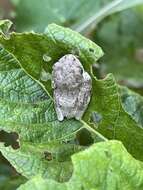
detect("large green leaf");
top-left (0, 45), bottom-right (80, 181)
top-left (0, 23), bottom-right (143, 163)
top-left (0, 45), bottom-right (92, 182)
top-left (95, 7), bottom-right (143, 90)
top-left (18, 140), bottom-right (143, 190)
top-left (0, 24), bottom-right (106, 181)
top-left (0, 23), bottom-right (143, 189)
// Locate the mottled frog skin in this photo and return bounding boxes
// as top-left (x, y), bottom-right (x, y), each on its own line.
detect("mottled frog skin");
top-left (52, 54), bottom-right (92, 121)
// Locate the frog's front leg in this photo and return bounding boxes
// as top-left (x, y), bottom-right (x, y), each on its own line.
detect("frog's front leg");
top-left (56, 106), bottom-right (64, 121)
top-left (75, 71), bottom-right (92, 120)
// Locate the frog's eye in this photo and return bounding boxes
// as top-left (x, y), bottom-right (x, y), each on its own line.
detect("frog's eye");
top-left (80, 68), bottom-right (83, 75)
top-left (76, 66), bottom-right (83, 75)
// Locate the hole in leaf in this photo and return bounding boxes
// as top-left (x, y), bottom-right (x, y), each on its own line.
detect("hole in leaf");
top-left (76, 128), bottom-right (94, 146)
top-left (89, 48), bottom-right (94, 52)
top-left (0, 130), bottom-right (20, 149)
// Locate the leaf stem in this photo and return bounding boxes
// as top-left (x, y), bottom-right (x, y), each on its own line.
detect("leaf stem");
top-left (80, 119), bottom-right (108, 141)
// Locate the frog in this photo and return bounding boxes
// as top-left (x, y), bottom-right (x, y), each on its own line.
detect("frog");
top-left (52, 54), bottom-right (92, 121)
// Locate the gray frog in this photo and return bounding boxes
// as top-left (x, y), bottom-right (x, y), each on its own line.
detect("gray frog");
top-left (52, 54), bottom-right (92, 121)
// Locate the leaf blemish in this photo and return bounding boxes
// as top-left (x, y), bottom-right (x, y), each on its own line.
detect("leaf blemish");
top-left (43, 54), bottom-right (52, 62)
top-left (104, 150), bottom-right (111, 158)
top-left (90, 112), bottom-right (102, 124)
top-left (44, 151), bottom-right (53, 161)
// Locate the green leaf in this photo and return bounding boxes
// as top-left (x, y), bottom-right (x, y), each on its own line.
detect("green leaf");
top-left (95, 7), bottom-right (143, 90)
top-left (110, 0), bottom-right (143, 13)
top-left (0, 45), bottom-right (82, 181)
top-left (84, 74), bottom-right (143, 160)
top-left (0, 23), bottom-right (105, 181)
top-left (0, 175), bottom-right (26, 190)
top-left (0, 23), bottom-right (143, 163)
top-left (17, 140), bottom-right (143, 190)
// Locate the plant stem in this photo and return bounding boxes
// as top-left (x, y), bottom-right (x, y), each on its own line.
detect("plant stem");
top-left (80, 119), bottom-right (108, 141)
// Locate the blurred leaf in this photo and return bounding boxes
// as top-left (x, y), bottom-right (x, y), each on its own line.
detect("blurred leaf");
top-left (18, 140), bottom-right (143, 190)
top-left (0, 175), bottom-right (26, 190)
top-left (95, 8), bottom-right (143, 90)
top-left (0, 154), bottom-right (26, 190)
top-left (11, 0), bottom-right (108, 32)
top-left (11, 0), bottom-right (111, 32)
top-left (75, 0), bottom-right (143, 33)
top-left (110, 0), bottom-right (143, 13)
top-left (0, 0), bottom-right (14, 20)
top-left (11, 0), bottom-right (143, 34)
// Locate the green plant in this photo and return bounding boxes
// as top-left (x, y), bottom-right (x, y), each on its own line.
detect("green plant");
top-left (0, 0), bottom-right (143, 189)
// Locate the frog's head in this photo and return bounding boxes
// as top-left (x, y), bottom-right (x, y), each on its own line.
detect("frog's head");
top-left (52, 54), bottom-right (84, 89)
